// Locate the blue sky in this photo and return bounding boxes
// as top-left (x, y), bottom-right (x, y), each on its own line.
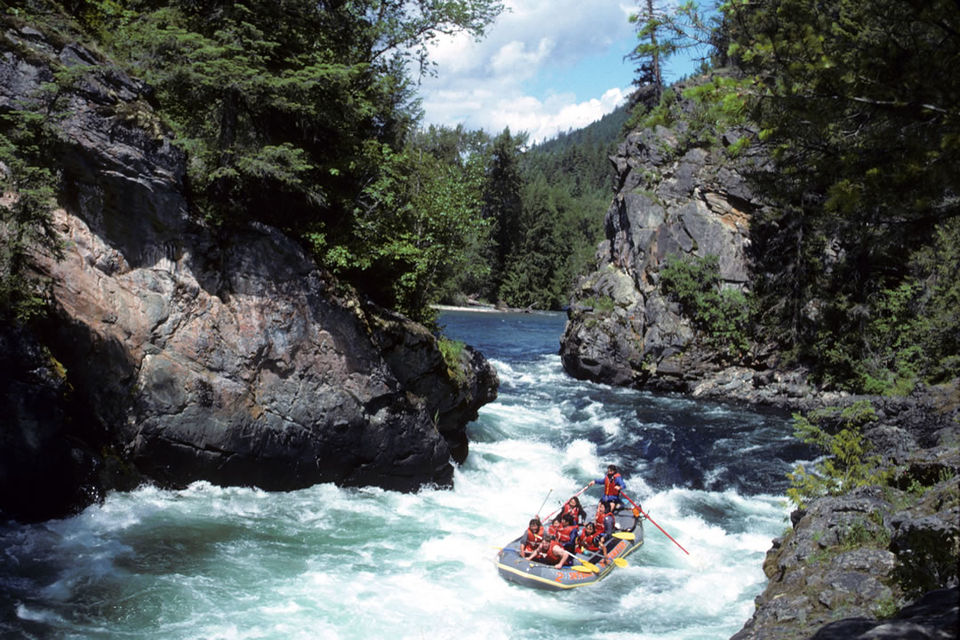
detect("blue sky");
top-left (417, 0), bottom-right (701, 143)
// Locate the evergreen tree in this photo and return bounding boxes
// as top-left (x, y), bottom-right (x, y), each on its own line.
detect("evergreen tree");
top-left (61, 0), bottom-right (503, 321)
top-left (628, 1), bottom-right (719, 108)
top-left (725, 0), bottom-right (960, 389)
top-left (481, 127), bottom-right (526, 301)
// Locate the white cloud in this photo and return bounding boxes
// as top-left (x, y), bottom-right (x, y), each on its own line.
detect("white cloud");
top-left (490, 38), bottom-right (554, 78)
top-left (417, 0), bottom-right (639, 142)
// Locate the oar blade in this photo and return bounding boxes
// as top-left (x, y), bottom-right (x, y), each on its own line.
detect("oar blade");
top-left (572, 562), bottom-right (599, 574)
top-left (613, 557), bottom-right (628, 568)
top-left (612, 531), bottom-right (635, 541)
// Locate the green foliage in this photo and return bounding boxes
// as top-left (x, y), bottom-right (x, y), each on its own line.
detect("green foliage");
top-left (481, 127), bottom-right (526, 299)
top-left (61, 0), bottom-right (504, 322)
top-left (578, 295), bottom-right (617, 314)
top-left (0, 54), bottom-right (66, 321)
top-left (498, 173), bottom-right (597, 310)
top-left (723, 0), bottom-right (960, 391)
top-left (493, 107), bottom-right (626, 310)
top-left (659, 253), bottom-right (751, 359)
top-left (351, 134), bottom-right (489, 322)
top-left (786, 400), bottom-right (892, 509)
top-left (836, 513), bottom-right (890, 551)
top-left (438, 336), bottom-right (467, 385)
top-left (628, 0), bottom-right (720, 100)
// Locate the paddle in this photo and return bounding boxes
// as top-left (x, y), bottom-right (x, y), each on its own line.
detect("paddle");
top-left (577, 538), bottom-right (629, 568)
top-left (570, 554), bottom-right (599, 573)
top-left (535, 489), bottom-right (553, 519)
top-left (621, 491), bottom-right (690, 556)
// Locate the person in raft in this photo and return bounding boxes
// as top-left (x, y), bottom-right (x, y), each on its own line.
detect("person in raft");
top-left (523, 534), bottom-right (572, 569)
top-left (560, 495), bottom-right (587, 525)
top-left (589, 464), bottom-right (626, 513)
top-left (577, 521), bottom-right (611, 562)
top-left (558, 513), bottom-right (580, 554)
top-left (523, 518), bottom-right (543, 549)
top-left (546, 515), bottom-right (563, 539)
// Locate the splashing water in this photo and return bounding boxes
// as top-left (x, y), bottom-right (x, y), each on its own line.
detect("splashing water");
top-left (0, 310), bottom-right (805, 639)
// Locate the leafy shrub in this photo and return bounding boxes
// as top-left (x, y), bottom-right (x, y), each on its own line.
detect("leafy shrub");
top-left (659, 253), bottom-right (751, 360)
top-left (786, 400), bottom-right (893, 509)
top-left (438, 336), bottom-right (467, 385)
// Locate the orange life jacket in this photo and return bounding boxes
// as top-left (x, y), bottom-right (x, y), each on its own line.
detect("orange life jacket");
top-left (525, 527), bottom-right (542, 546)
top-left (561, 502), bottom-right (583, 523)
top-left (603, 473), bottom-right (623, 499)
top-left (595, 506), bottom-right (607, 530)
top-left (547, 521), bottom-right (561, 538)
top-left (579, 530), bottom-right (603, 552)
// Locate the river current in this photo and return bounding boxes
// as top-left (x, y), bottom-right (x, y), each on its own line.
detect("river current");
top-left (1, 310), bottom-right (809, 639)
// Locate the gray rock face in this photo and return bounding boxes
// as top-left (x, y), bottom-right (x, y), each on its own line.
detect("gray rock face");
top-left (0, 25), bottom-right (497, 521)
top-left (732, 392), bottom-right (960, 640)
top-left (560, 119), bottom-right (761, 393)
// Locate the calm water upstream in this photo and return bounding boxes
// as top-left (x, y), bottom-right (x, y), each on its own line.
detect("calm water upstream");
top-left (0, 310), bottom-right (810, 639)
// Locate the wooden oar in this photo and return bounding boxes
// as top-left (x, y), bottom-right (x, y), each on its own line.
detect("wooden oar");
top-left (621, 491), bottom-right (690, 555)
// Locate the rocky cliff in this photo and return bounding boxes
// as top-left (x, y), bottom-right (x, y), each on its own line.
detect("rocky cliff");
top-left (561, 88), bottom-right (958, 638)
top-left (0, 24), bottom-right (497, 522)
top-left (561, 120), bottom-right (749, 388)
top-left (733, 390), bottom-right (959, 640)
top-left (559, 110), bottom-right (838, 407)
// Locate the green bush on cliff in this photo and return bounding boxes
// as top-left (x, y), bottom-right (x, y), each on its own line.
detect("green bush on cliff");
top-left (786, 400), bottom-right (893, 509)
top-left (659, 253), bottom-right (751, 360)
top-left (438, 337), bottom-right (467, 385)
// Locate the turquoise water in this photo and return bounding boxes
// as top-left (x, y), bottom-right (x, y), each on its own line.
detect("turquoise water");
top-left (0, 310), bottom-right (802, 639)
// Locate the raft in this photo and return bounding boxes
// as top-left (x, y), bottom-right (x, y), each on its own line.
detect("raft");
top-left (495, 508), bottom-right (644, 591)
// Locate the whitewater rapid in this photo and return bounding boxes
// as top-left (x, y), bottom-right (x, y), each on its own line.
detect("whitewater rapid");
top-left (0, 311), bottom-right (798, 639)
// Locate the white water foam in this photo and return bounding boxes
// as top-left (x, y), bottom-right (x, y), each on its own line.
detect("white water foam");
top-left (0, 313), bottom-right (797, 639)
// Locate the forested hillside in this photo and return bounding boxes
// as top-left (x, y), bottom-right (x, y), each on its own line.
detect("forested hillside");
top-left (3, 0), bottom-right (958, 395)
top-left (625, 0), bottom-right (960, 394)
top-left (2, 0), bottom-right (506, 326)
top-left (484, 105), bottom-right (630, 310)
top-left (1, 0), bottom-right (628, 325)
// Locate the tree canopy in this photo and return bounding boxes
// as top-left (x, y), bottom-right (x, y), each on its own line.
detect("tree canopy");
top-left (11, 0), bottom-right (503, 323)
top-left (725, 0), bottom-right (960, 390)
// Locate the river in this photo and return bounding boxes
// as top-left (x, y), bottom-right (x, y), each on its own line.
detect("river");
top-left (0, 310), bottom-right (809, 639)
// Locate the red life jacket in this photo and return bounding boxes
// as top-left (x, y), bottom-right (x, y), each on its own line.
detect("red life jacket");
top-left (595, 507), bottom-right (607, 531)
top-left (579, 530), bottom-right (603, 552)
top-left (547, 521), bottom-right (561, 538)
top-left (558, 524), bottom-right (578, 544)
top-left (603, 473), bottom-right (623, 499)
top-left (544, 542), bottom-right (565, 565)
top-left (561, 503), bottom-right (583, 523)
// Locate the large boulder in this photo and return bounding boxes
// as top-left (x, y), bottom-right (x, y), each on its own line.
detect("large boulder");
top-left (561, 119), bottom-right (761, 392)
top-left (0, 23), bottom-right (497, 522)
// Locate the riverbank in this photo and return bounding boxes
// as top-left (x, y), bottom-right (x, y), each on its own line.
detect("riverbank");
top-left (732, 381), bottom-right (960, 639)
top-left (433, 303), bottom-right (550, 314)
